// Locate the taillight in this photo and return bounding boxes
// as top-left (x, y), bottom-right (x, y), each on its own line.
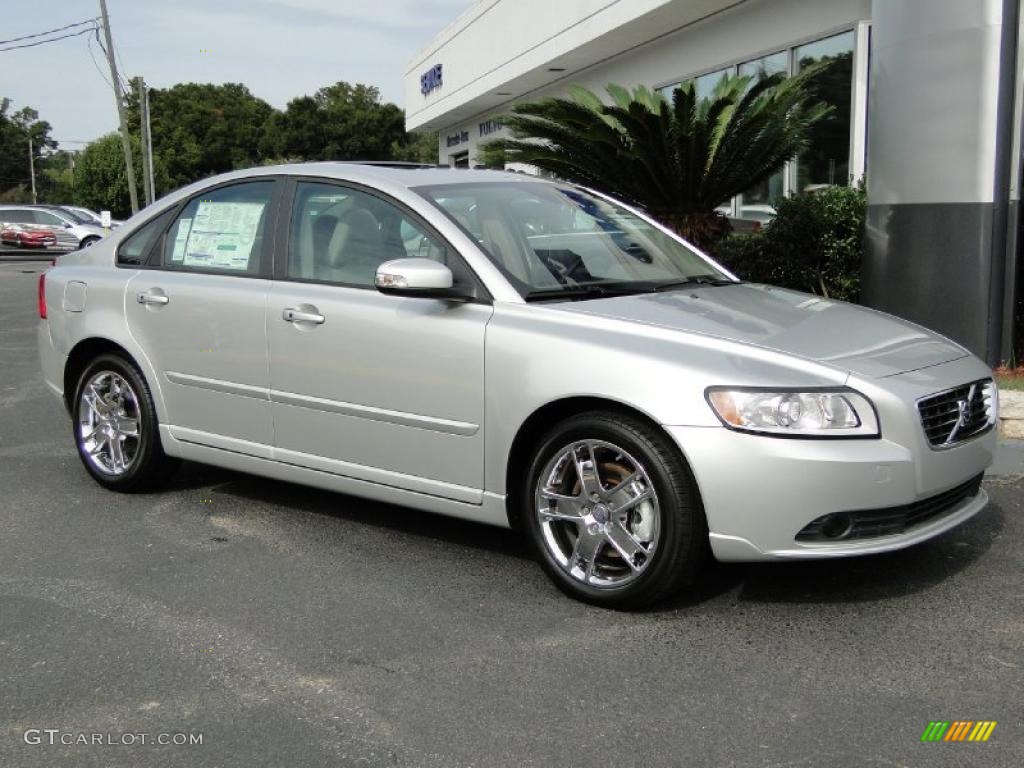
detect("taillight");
top-left (38, 272), bottom-right (47, 319)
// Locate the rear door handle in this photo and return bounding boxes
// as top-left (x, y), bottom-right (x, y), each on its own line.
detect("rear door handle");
top-left (137, 290), bottom-right (169, 306)
top-left (282, 307), bottom-right (325, 324)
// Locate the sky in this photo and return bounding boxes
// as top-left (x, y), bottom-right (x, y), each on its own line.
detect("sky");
top-left (1, 0), bottom-right (475, 149)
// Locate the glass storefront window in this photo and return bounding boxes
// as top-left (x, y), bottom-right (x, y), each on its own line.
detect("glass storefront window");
top-left (794, 31), bottom-right (855, 191)
top-left (737, 50), bottom-right (787, 82)
top-left (658, 67), bottom-right (731, 103)
top-left (693, 67), bottom-right (730, 102)
top-left (737, 51), bottom-right (789, 220)
top-left (655, 29), bottom-right (858, 220)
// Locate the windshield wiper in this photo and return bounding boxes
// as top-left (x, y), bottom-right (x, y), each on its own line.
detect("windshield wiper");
top-left (523, 284), bottom-right (649, 302)
top-left (651, 275), bottom-right (738, 292)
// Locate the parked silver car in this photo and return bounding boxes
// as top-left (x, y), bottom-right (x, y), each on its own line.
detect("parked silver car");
top-left (37, 164), bottom-right (997, 607)
top-left (60, 205), bottom-right (123, 228)
top-left (0, 204), bottom-right (106, 251)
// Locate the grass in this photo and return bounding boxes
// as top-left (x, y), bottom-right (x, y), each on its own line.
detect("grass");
top-left (996, 365), bottom-right (1024, 391)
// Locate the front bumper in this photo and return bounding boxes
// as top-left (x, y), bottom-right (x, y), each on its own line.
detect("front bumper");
top-left (666, 358), bottom-right (997, 562)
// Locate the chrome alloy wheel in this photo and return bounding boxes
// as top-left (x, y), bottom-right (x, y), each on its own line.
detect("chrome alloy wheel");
top-left (77, 371), bottom-right (141, 476)
top-left (534, 440), bottom-right (660, 588)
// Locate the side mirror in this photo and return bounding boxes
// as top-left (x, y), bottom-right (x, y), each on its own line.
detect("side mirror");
top-left (64, 222), bottom-right (73, 229)
top-left (375, 258), bottom-right (474, 301)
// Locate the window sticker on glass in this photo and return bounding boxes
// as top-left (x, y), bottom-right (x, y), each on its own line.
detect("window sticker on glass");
top-left (182, 202), bottom-right (264, 270)
top-left (171, 217), bottom-right (192, 262)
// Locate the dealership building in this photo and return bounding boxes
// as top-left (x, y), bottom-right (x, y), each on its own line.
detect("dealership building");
top-left (405, 0), bottom-right (1022, 366)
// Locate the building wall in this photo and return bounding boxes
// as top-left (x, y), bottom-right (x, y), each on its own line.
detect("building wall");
top-left (414, 0), bottom-right (1020, 361)
top-left (428, 0), bottom-right (870, 166)
top-left (863, 0), bottom-right (1010, 362)
top-left (407, 0), bottom-right (694, 131)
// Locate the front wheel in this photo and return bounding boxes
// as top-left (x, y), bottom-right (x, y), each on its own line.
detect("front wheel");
top-left (80, 236), bottom-right (100, 249)
top-left (522, 412), bottom-right (707, 609)
top-left (72, 354), bottom-right (177, 491)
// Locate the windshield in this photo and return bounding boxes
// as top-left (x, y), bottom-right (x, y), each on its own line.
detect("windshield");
top-left (414, 181), bottom-right (732, 299)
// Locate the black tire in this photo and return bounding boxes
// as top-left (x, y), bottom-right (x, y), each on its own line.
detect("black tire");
top-left (71, 353), bottom-right (178, 492)
top-left (80, 236), bottom-right (100, 249)
top-left (522, 411), bottom-right (707, 609)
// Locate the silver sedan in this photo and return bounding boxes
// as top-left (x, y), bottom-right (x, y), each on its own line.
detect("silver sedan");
top-left (37, 164), bottom-right (997, 607)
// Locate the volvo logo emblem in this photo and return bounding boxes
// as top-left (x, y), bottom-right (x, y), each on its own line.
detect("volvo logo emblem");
top-left (957, 398), bottom-right (972, 425)
top-left (945, 384), bottom-right (977, 445)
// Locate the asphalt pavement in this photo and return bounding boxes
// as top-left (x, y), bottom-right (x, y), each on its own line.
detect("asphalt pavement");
top-left (0, 248), bottom-right (53, 261)
top-left (0, 260), bottom-right (1021, 767)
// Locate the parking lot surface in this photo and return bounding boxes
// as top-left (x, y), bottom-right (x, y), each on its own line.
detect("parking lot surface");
top-left (0, 260), bottom-right (1021, 767)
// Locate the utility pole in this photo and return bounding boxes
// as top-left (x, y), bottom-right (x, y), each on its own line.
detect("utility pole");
top-left (99, 0), bottom-right (139, 214)
top-left (136, 76), bottom-right (154, 206)
top-left (28, 136), bottom-right (37, 203)
top-left (144, 84), bottom-right (155, 203)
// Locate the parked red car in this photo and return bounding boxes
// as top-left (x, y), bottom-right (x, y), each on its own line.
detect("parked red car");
top-left (0, 225), bottom-right (57, 249)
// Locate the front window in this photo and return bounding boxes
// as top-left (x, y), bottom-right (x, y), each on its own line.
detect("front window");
top-left (32, 210), bottom-right (67, 226)
top-left (60, 207), bottom-right (94, 224)
top-left (416, 182), bottom-right (731, 300)
top-left (288, 181), bottom-right (468, 288)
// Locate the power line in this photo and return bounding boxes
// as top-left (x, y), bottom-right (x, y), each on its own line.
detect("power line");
top-left (0, 18), bottom-right (97, 46)
top-left (93, 29), bottom-right (130, 96)
top-left (0, 24), bottom-right (98, 53)
top-left (115, 39), bottom-right (131, 84)
top-left (87, 29), bottom-right (114, 90)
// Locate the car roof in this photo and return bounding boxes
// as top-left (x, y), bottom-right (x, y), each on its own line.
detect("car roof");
top-left (205, 162), bottom-right (545, 190)
top-left (0, 203), bottom-right (71, 211)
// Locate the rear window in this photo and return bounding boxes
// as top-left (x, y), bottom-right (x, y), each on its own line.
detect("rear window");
top-left (117, 208), bottom-right (177, 266)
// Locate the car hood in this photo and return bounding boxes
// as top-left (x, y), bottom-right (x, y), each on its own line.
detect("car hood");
top-left (549, 283), bottom-right (968, 378)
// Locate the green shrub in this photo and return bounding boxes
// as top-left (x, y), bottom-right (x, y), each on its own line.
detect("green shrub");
top-left (712, 183), bottom-right (866, 302)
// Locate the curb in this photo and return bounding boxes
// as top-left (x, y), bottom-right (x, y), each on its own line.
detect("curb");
top-left (999, 389), bottom-right (1024, 440)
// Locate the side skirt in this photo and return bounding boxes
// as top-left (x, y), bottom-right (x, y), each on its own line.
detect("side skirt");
top-left (159, 425), bottom-right (510, 528)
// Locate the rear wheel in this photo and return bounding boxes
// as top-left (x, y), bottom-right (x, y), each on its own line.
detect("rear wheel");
top-left (72, 354), bottom-right (177, 491)
top-left (522, 411), bottom-right (707, 609)
top-left (80, 236), bottom-right (100, 249)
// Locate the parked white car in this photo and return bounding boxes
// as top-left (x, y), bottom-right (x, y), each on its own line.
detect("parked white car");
top-left (37, 164), bottom-right (997, 607)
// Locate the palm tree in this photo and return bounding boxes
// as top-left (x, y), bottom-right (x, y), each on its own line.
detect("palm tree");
top-left (479, 68), bottom-right (831, 250)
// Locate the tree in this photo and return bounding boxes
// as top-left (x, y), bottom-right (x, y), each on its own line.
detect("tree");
top-left (480, 70), bottom-right (830, 250)
top-left (263, 82), bottom-right (407, 162)
top-left (391, 131), bottom-right (439, 164)
top-left (73, 133), bottom-right (169, 218)
top-left (0, 98), bottom-right (56, 199)
top-left (37, 150), bottom-right (78, 204)
top-left (127, 82), bottom-right (275, 190)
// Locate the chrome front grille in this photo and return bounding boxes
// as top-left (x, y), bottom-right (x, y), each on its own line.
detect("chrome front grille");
top-left (917, 379), bottom-right (994, 448)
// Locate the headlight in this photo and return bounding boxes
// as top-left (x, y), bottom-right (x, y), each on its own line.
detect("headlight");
top-left (705, 388), bottom-right (879, 438)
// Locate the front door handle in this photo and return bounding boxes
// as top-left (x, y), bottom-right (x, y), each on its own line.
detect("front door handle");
top-left (137, 290), bottom-right (169, 306)
top-left (282, 307), bottom-right (325, 325)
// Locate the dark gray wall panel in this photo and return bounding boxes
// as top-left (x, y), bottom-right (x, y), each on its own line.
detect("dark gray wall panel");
top-left (864, 202), bottom-right (993, 357)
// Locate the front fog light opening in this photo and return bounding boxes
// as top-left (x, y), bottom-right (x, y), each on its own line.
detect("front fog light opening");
top-left (819, 512), bottom-right (854, 540)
